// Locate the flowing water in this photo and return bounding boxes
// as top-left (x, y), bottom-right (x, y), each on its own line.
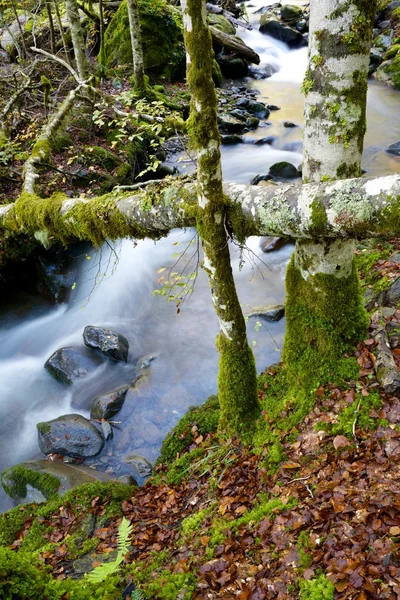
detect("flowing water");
top-left (1, 0), bottom-right (400, 512)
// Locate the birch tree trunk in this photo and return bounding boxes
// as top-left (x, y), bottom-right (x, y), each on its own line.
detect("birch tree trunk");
top-left (127, 0), bottom-right (146, 91)
top-left (181, 0), bottom-right (259, 436)
top-left (283, 0), bottom-right (376, 399)
top-left (65, 0), bottom-right (89, 81)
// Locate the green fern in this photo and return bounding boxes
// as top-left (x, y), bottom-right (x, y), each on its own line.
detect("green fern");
top-left (132, 591), bottom-right (144, 600)
top-left (86, 517), bottom-right (133, 583)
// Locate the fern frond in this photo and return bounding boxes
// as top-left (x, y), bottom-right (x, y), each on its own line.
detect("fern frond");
top-left (132, 590), bottom-right (144, 600)
top-left (117, 517), bottom-right (133, 554)
top-left (86, 558), bottom-right (121, 583)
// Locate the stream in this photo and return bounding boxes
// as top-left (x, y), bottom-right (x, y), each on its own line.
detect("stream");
top-left (1, 0), bottom-right (400, 513)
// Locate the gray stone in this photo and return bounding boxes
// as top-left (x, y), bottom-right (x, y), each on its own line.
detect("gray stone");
top-left (385, 141), bottom-right (400, 156)
top-left (101, 421), bottom-right (113, 440)
top-left (267, 104), bottom-right (281, 111)
top-left (384, 277), bottom-right (400, 307)
top-left (245, 304), bottom-right (285, 322)
top-left (125, 454), bottom-right (153, 478)
top-left (83, 325), bottom-right (129, 362)
top-left (261, 237), bottom-right (287, 252)
top-left (259, 16), bottom-right (307, 48)
top-left (269, 161), bottom-right (300, 179)
top-left (90, 386), bottom-right (129, 420)
top-left (254, 136), bottom-right (276, 146)
top-left (37, 414), bottom-right (105, 458)
top-left (221, 134), bottom-right (244, 145)
top-left (283, 121), bottom-right (298, 128)
top-left (218, 114), bottom-right (247, 134)
top-left (44, 346), bottom-right (103, 385)
top-left (280, 4), bottom-right (303, 22)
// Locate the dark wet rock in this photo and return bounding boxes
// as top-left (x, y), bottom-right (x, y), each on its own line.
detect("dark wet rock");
top-left (384, 277), bottom-right (400, 307)
top-left (295, 19), bottom-right (308, 34)
top-left (230, 108), bottom-right (248, 121)
top-left (221, 134), bottom-right (244, 145)
top-left (267, 104), bottom-right (281, 111)
top-left (247, 116), bottom-right (260, 129)
top-left (261, 237), bottom-right (288, 252)
top-left (90, 387), bottom-right (129, 420)
top-left (217, 55), bottom-right (248, 78)
top-left (37, 414), bottom-right (105, 458)
top-left (283, 121), bottom-right (298, 128)
top-left (378, 20), bottom-right (391, 30)
top-left (259, 16), bottom-right (307, 49)
top-left (248, 63), bottom-right (278, 79)
top-left (255, 136), bottom-right (276, 145)
top-left (247, 100), bottom-right (270, 118)
top-left (385, 141), bottom-right (400, 155)
top-left (125, 454), bottom-right (153, 478)
top-left (44, 347), bottom-right (103, 385)
top-left (36, 248), bottom-right (78, 303)
top-left (245, 304), bottom-right (285, 322)
top-left (251, 174), bottom-right (272, 185)
top-left (269, 161), bottom-right (300, 179)
top-left (1, 460), bottom-right (113, 503)
top-left (83, 325), bottom-right (129, 362)
top-left (218, 114), bottom-right (247, 133)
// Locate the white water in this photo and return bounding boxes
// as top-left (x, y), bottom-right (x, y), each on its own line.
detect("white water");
top-left (1, 0), bottom-right (400, 511)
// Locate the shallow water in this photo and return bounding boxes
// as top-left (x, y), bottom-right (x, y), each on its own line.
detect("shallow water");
top-left (1, 0), bottom-right (400, 512)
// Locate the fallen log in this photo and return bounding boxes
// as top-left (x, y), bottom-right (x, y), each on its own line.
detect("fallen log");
top-left (209, 26), bottom-right (260, 64)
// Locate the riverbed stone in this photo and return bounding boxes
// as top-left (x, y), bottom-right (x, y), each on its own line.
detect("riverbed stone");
top-left (384, 141), bottom-right (400, 155)
top-left (261, 237), bottom-right (288, 252)
top-left (90, 386), bottom-right (129, 420)
top-left (83, 325), bottom-right (129, 362)
top-left (37, 414), bottom-right (105, 458)
top-left (384, 277), bottom-right (400, 307)
top-left (217, 55), bottom-right (248, 78)
top-left (44, 346), bottom-right (103, 385)
top-left (1, 460), bottom-right (113, 503)
top-left (280, 4), bottom-right (303, 22)
top-left (269, 161), bottom-right (300, 179)
top-left (245, 304), bottom-right (285, 322)
top-left (125, 454), bottom-right (153, 478)
top-left (259, 15), bottom-right (306, 48)
top-left (221, 134), bottom-right (244, 145)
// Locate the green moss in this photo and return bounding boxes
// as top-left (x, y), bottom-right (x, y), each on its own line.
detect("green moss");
top-left (355, 243), bottom-right (393, 291)
top-left (1, 465), bottom-right (61, 501)
top-left (299, 574), bottom-right (334, 600)
top-left (104, 0), bottom-right (185, 80)
top-left (382, 53), bottom-right (400, 89)
top-left (181, 507), bottom-right (213, 535)
top-left (384, 44), bottom-right (400, 60)
top-left (0, 504), bottom-right (34, 546)
top-left (318, 390), bottom-right (386, 437)
top-left (283, 255), bottom-right (368, 400)
top-left (297, 531), bottom-right (313, 570)
top-left (141, 571), bottom-right (196, 599)
top-left (83, 145), bottom-right (121, 169)
top-left (309, 198), bottom-right (329, 236)
top-left (158, 395), bottom-right (220, 465)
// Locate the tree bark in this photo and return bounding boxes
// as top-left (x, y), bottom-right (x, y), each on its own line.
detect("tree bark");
top-left (65, 0), bottom-right (89, 81)
top-left (2, 174), bottom-right (400, 241)
top-left (181, 0), bottom-right (259, 436)
top-left (53, 0), bottom-right (73, 66)
top-left (45, 1), bottom-right (56, 54)
top-left (283, 0), bottom-right (377, 400)
top-left (126, 0), bottom-right (146, 91)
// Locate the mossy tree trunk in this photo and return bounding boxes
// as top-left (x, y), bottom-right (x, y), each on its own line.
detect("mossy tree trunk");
top-left (283, 0), bottom-right (376, 397)
top-left (65, 0), bottom-right (89, 81)
top-left (126, 0), bottom-right (146, 91)
top-left (181, 0), bottom-right (259, 436)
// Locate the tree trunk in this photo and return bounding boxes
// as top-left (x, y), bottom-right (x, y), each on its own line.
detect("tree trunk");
top-left (283, 0), bottom-right (377, 398)
top-left (126, 0), bottom-right (146, 91)
top-left (65, 0), bottom-right (89, 81)
top-left (45, 1), bottom-right (56, 55)
top-left (181, 0), bottom-right (259, 436)
top-left (53, 0), bottom-right (73, 66)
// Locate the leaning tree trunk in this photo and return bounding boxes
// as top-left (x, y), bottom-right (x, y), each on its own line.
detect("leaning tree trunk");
top-left (126, 0), bottom-right (146, 91)
top-left (181, 0), bottom-right (259, 436)
top-left (65, 0), bottom-right (89, 81)
top-left (283, 0), bottom-right (377, 399)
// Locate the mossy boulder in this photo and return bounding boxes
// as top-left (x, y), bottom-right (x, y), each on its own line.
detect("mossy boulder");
top-left (208, 13), bottom-right (236, 35)
top-left (280, 4), bottom-right (303, 23)
top-left (104, 0), bottom-right (185, 79)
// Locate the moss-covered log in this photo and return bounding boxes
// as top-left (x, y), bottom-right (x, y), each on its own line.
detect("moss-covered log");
top-left (2, 175), bottom-right (400, 246)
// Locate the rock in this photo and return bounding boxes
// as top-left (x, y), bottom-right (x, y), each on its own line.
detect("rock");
top-left (269, 161), bottom-right (300, 179)
top-left (36, 247), bottom-right (79, 303)
top-left (218, 114), bottom-right (247, 134)
top-left (261, 237), bottom-right (287, 252)
top-left (384, 277), bottom-right (400, 307)
top-left (83, 325), bottom-right (129, 362)
top-left (217, 55), bottom-right (248, 78)
top-left (384, 141), bottom-right (400, 155)
top-left (267, 104), bottom-right (281, 111)
top-left (230, 108), bottom-right (248, 121)
top-left (137, 353), bottom-right (158, 370)
top-left (125, 454), bottom-right (153, 478)
top-left (104, 0), bottom-right (185, 79)
top-left (283, 121), bottom-right (298, 128)
top-left (251, 174), bottom-right (272, 186)
top-left (255, 136), bottom-right (276, 146)
top-left (249, 63), bottom-right (279, 79)
top-left (374, 32), bottom-right (394, 51)
top-left (248, 100), bottom-right (270, 119)
top-left (37, 414), bottom-right (105, 458)
top-left (245, 304), bottom-right (285, 322)
top-left (90, 386), bottom-right (129, 420)
top-left (101, 421), bottom-right (113, 440)
top-left (280, 4), bottom-right (303, 22)
top-left (0, 14), bottom-right (32, 54)
top-left (208, 13), bottom-right (235, 35)
top-left (221, 134), bottom-right (244, 145)
top-left (259, 16), bottom-right (307, 49)
top-left (1, 460), bottom-right (114, 503)
top-left (295, 19), bottom-right (308, 34)
top-left (44, 347), bottom-right (103, 385)
top-left (378, 20), bottom-right (392, 30)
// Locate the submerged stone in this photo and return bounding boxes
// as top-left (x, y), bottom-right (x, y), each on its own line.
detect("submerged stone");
top-left (83, 325), bottom-right (129, 362)
top-left (259, 16), bottom-right (307, 48)
top-left (384, 141), bottom-right (400, 155)
top-left (90, 386), bottom-right (129, 420)
top-left (125, 454), bottom-right (153, 479)
top-left (37, 414), bottom-right (105, 458)
top-left (245, 304), bottom-right (285, 322)
top-left (269, 161), bottom-right (300, 179)
top-left (44, 346), bottom-right (103, 385)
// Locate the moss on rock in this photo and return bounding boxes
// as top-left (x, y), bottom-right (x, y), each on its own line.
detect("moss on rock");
top-left (104, 0), bottom-right (186, 80)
